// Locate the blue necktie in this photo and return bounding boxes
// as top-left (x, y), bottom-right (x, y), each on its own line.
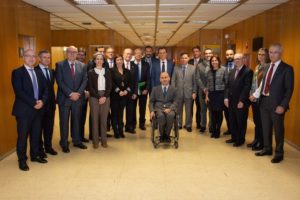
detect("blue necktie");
top-left (162, 61), bottom-right (165, 72)
top-left (29, 68), bottom-right (39, 100)
top-left (163, 86), bottom-right (167, 97)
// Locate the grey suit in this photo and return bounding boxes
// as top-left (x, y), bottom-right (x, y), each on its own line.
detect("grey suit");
top-left (55, 59), bottom-right (87, 147)
top-left (196, 61), bottom-right (211, 129)
top-left (149, 85), bottom-right (177, 136)
top-left (259, 61), bottom-right (294, 157)
top-left (171, 64), bottom-right (196, 128)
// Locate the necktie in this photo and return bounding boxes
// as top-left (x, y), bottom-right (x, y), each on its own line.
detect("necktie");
top-left (182, 66), bottom-right (185, 78)
top-left (263, 63), bottom-right (275, 94)
top-left (162, 61), bottom-right (165, 72)
top-left (163, 86), bottom-right (167, 97)
top-left (138, 62), bottom-right (141, 81)
top-left (71, 63), bottom-right (75, 79)
top-left (45, 68), bottom-right (50, 81)
top-left (228, 62), bottom-right (232, 72)
top-left (28, 69), bottom-right (39, 100)
top-left (234, 68), bottom-right (239, 80)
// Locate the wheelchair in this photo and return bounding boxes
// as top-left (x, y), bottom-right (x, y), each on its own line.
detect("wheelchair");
top-left (151, 111), bottom-right (179, 149)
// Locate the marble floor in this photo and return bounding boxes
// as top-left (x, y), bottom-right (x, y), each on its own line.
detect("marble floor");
top-left (1, 116), bottom-right (300, 200)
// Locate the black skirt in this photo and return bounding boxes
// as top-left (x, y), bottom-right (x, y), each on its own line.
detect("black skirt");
top-left (208, 90), bottom-right (225, 112)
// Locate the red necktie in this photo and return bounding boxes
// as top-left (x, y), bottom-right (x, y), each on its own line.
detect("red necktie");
top-left (71, 63), bottom-right (75, 79)
top-left (263, 63), bottom-right (275, 94)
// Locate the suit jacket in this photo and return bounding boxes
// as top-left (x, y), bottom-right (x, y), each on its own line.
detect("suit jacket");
top-left (88, 68), bottom-right (112, 98)
top-left (127, 61), bottom-right (138, 96)
top-left (196, 60), bottom-right (210, 94)
top-left (55, 59), bottom-right (87, 106)
top-left (135, 60), bottom-right (150, 94)
top-left (149, 85), bottom-right (177, 113)
top-left (225, 65), bottom-right (253, 106)
top-left (12, 65), bottom-right (48, 117)
top-left (35, 65), bottom-right (56, 110)
top-left (188, 58), bottom-right (202, 66)
top-left (171, 64), bottom-right (196, 99)
top-left (259, 61), bottom-right (294, 110)
top-left (142, 56), bottom-right (158, 75)
top-left (151, 59), bottom-right (174, 88)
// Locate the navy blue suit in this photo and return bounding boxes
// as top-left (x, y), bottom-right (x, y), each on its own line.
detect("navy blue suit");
top-left (35, 65), bottom-right (56, 153)
top-left (151, 59), bottom-right (174, 88)
top-left (55, 59), bottom-right (87, 147)
top-left (12, 66), bottom-right (48, 161)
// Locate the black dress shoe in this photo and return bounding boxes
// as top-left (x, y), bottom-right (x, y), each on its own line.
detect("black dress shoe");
top-left (233, 142), bottom-right (244, 147)
top-left (45, 148), bottom-right (58, 155)
top-left (226, 139), bottom-right (235, 143)
top-left (19, 161), bottom-right (29, 171)
top-left (120, 133), bottom-right (125, 138)
top-left (31, 157), bottom-right (48, 163)
top-left (271, 156), bottom-right (283, 163)
top-left (252, 143), bottom-right (263, 151)
top-left (139, 125), bottom-right (146, 130)
top-left (209, 128), bottom-right (213, 133)
top-left (196, 124), bottom-right (201, 129)
top-left (82, 138), bottom-right (89, 143)
top-left (247, 139), bottom-right (257, 148)
top-left (223, 130), bottom-right (231, 135)
top-left (62, 146), bottom-right (70, 153)
top-left (40, 151), bottom-right (47, 158)
top-left (107, 134), bottom-right (113, 137)
top-left (178, 126), bottom-right (182, 129)
top-left (186, 127), bottom-right (192, 132)
top-left (74, 143), bottom-right (87, 149)
top-left (255, 150), bottom-right (272, 156)
top-left (199, 127), bottom-right (206, 133)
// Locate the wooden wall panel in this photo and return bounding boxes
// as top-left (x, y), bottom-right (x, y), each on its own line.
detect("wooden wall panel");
top-left (0, 0), bottom-right (51, 157)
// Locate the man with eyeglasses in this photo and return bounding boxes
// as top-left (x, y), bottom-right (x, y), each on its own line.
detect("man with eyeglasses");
top-left (252, 43), bottom-right (294, 163)
top-left (12, 49), bottom-right (49, 171)
top-left (56, 46), bottom-right (88, 153)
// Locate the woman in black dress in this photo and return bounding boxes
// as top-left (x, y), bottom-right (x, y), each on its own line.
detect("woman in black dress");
top-left (110, 54), bottom-right (132, 138)
top-left (205, 56), bottom-right (228, 138)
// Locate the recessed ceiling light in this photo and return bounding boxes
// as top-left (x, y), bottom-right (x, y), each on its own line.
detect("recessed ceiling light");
top-left (190, 20), bottom-right (209, 24)
top-left (206, 0), bottom-right (240, 3)
top-left (73, 0), bottom-right (112, 5)
top-left (162, 21), bottom-right (178, 24)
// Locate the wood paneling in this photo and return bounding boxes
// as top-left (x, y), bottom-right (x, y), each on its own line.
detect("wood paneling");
top-left (0, 0), bottom-right (51, 157)
top-left (174, 0), bottom-right (300, 147)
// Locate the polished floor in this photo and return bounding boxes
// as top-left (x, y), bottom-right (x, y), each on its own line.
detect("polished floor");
top-left (1, 114), bottom-right (300, 200)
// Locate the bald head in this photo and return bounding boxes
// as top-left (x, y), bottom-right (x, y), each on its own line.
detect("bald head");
top-left (66, 46), bottom-right (78, 62)
top-left (160, 72), bottom-right (170, 86)
top-left (123, 48), bottom-right (133, 62)
top-left (234, 53), bottom-right (244, 68)
top-left (23, 49), bottom-right (36, 67)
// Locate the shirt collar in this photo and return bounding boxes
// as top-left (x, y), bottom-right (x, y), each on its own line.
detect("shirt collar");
top-left (24, 65), bottom-right (33, 70)
top-left (39, 64), bottom-right (48, 69)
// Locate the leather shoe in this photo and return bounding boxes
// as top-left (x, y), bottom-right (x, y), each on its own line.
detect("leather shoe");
top-left (226, 139), bottom-right (235, 143)
top-left (199, 127), bottom-right (206, 133)
top-left (178, 126), bottom-right (182, 129)
top-left (233, 142), bottom-right (244, 147)
top-left (186, 127), bottom-right (192, 132)
top-left (101, 143), bottom-right (108, 148)
top-left (19, 161), bottom-right (29, 171)
top-left (271, 156), bottom-right (283, 163)
top-left (247, 139), bottom-right (257, 148)
top-left (40, 151), bottom-right (47, 158)
top-left (125, 128), bottom-right (136, 134)
top-left (62, 146), bottom-right (70, 153)
top-left (252, 143), bottom-right (263, 151)
top-left (82, 138), bottom-right (89, 143)
top-left (74, 143), bottom-right (87, 149)
top-left (31, 157), bottom-right (48, 163)
top-left (139, 125), bottom-right (146, 130)
top-left (107, 134), bottom-right (113, 138)
top-left (255, 150), bottom-right (272, 156)
top-left (45, 148), bottom-right (58, 155)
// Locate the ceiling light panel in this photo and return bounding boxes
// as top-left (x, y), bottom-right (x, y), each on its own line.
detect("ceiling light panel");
top-left (246, 0), bottom-right (288, 3)
top-left (207, 0), bottom-right (240, 3)
top-left (116, 0), bottom-right (155, 5)
top-left (73, 0), bottom-right (111, 5)
top-left (22, 0), bottom-right (68, 6)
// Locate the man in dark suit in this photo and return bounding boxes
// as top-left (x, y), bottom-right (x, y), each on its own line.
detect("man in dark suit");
top-left (56, 46), bottom-right (88, 153)
top-left (222, 49), bottom-right (235, 136)
top-left (150, 72), bottom-right (177, 142)
top-left (142, 46), bottom-right (158, 80)
top-left (123, 48), bottom-right (138, 133)
top-left (225, 53), bottom-right (253, 147)
top-left (133, 48), bottom-right (150, 130)
top-left (35, 50), bottom-right (57, 157)
top-left (103, 47), bottom-right (115, 69)
top-left (253, 43), bottom-right (294, 163)
top-left (12, 49), bottom-right (48, 171)
top-left (151, 47), bottom-right (174, 88)
top-left (188, 46), bottom-right (202, 129)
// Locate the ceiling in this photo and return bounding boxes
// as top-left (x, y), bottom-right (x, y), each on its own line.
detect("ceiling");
top-left (22, 0), bottom-right (288, 47)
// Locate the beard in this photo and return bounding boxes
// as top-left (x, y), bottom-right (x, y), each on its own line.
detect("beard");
top-left (227, 58), bottom-right (234, 62)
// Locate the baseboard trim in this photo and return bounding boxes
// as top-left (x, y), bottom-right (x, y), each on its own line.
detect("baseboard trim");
top-left (0, 148), bottom-right (15, 161)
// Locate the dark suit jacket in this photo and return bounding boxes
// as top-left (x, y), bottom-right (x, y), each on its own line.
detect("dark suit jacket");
top-left (88, 68), bottom-right (112, 98)
top-left (55, 59), bottom-right (87, 106)
top-left (151, 59), bottom-right (174, 88)
top-left (128, 61), bottom-right (138, 96)
top-left (12, 66), bottom-right (48, 117)
top-left (225, 65), bottom-right (253, 105)
top-left (149, 85), bottom-right (177, 113)
top-left (35, 65), bottom-right (56, 110)
top-left (259, 61), bottom-right (294, 110)
top-left (135, 60), bottom-right (150, 94)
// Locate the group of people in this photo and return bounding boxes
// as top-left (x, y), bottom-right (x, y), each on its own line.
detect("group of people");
top-left (11, 42), bottom-right (294, 171)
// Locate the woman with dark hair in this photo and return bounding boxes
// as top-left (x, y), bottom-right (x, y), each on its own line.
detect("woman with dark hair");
top-left (205, 56), bottom-right (228, 138)
top-left (88, 53), bottom-right (112, 148)
top-left (110, 54), bottom-right (132, 138)
top-left (248, 48), bottom-right (270, 150)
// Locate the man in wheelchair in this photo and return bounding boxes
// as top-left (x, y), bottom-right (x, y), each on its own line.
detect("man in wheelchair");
top-left (149, 72), bottom-right (177, 143)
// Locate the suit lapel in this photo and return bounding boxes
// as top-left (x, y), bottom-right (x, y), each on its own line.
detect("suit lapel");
top-left (23, 66), bottom-right (35, 96)
top-left (270, 61), bottom-right (283, 85)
